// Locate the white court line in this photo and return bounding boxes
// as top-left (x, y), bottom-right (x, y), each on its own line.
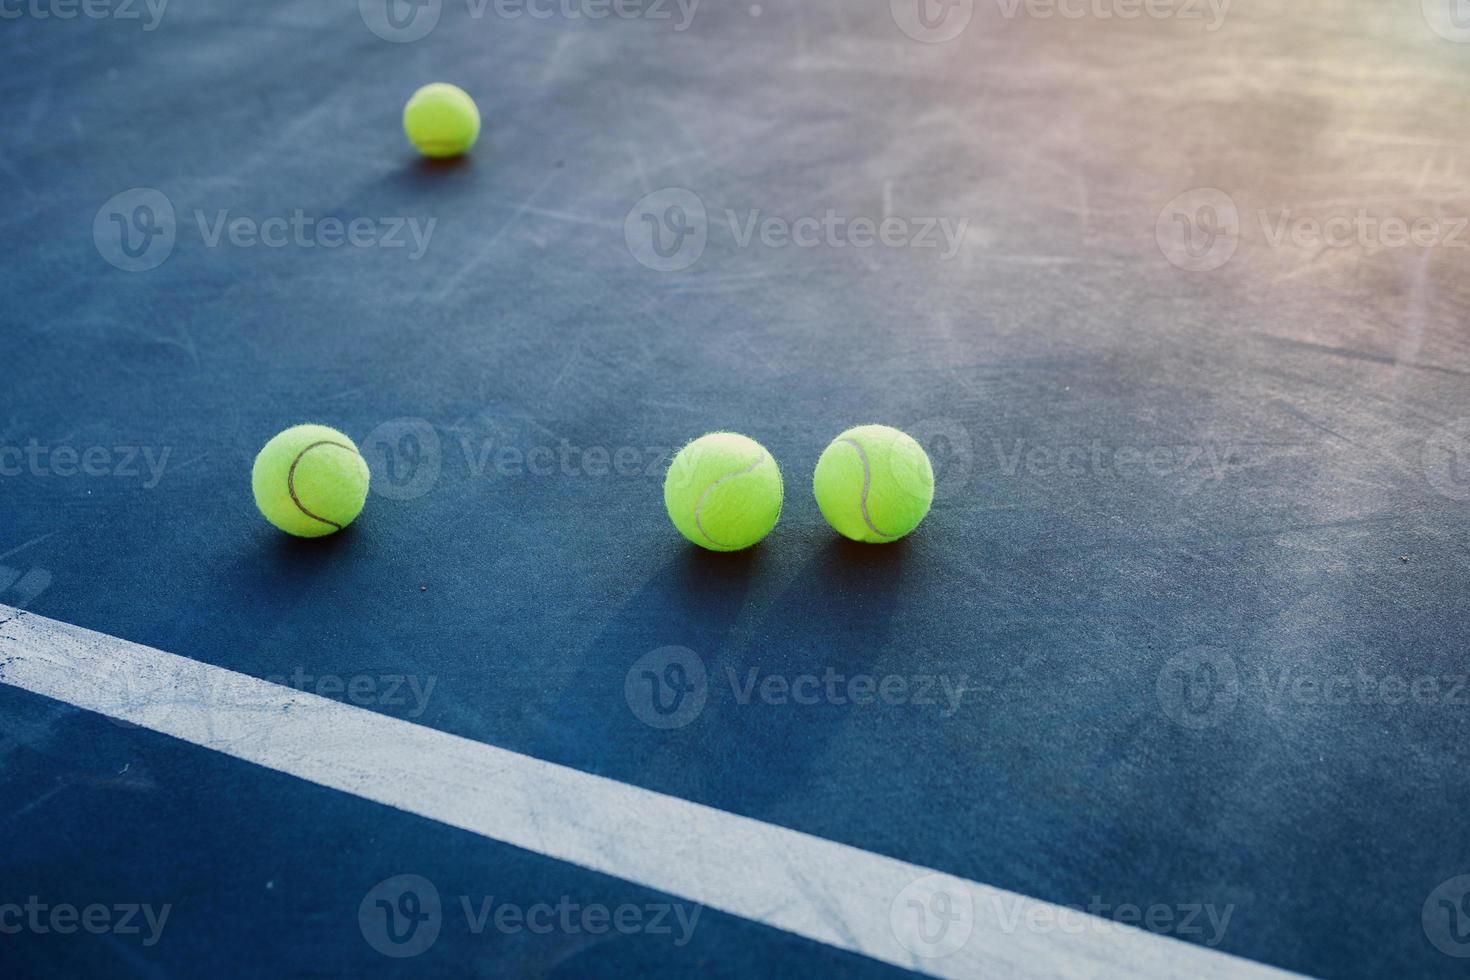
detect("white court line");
top-left (0, 606), bottom-right (1304, 980)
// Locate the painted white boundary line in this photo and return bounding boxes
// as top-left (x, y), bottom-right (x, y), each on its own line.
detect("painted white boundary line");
top-left (0, 606), bottom-right (1304, 980)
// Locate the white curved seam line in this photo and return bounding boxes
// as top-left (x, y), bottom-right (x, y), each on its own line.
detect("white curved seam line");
top-left (695, 454), bottom-right (767, 548)
top-left (839, 438), bottom-right (897, 539)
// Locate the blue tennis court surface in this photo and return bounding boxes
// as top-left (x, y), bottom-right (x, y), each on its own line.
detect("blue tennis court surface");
top-left (3, 1), bottom-right (1470, 977)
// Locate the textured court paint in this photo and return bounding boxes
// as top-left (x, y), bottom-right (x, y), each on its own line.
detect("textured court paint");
top-left (0, 606), bottom-right (1303, 980)
top-left (6, 2), bottom-right (1469, 976)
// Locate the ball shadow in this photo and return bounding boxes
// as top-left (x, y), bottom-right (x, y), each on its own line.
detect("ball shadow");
top-left (512, 542), bottom-right (763, 779)
top-left (517, 528), bottom-right (919, 820)
top-left (692, 534), bottom-right (914, 813)
top-left (413, 153), bottom-right (475, 174)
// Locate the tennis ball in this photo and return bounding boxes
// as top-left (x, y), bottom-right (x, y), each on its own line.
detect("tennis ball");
top-left (252, 424), bottom-right (370, 537)
top-left (403, 83), bottom-right (480, 158)
top-left (813, 425), bottom-right (934, 543)
top-left (664, 433), bottom-right (783, 552)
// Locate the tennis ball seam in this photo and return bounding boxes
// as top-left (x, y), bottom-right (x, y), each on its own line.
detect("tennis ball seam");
top-left (836, 437), bottom-right (900, 540)
top-left (287, 440), bottom-right (360, 531)
top-left (694, 453), bottom-right (773, 549)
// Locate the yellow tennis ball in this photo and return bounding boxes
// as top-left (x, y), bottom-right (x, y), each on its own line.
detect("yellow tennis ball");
top-left (403, 82), bottom-right (480, 158)
top-left (252, 424), bottom-right (370, 537)
top-left (813, 425), bottom-right (934, 543)
top-left (664, 433), bottom-right (783, 552)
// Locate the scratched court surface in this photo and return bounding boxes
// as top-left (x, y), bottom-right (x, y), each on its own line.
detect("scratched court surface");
top-left (3, 0), bottom-right (1470, 977)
